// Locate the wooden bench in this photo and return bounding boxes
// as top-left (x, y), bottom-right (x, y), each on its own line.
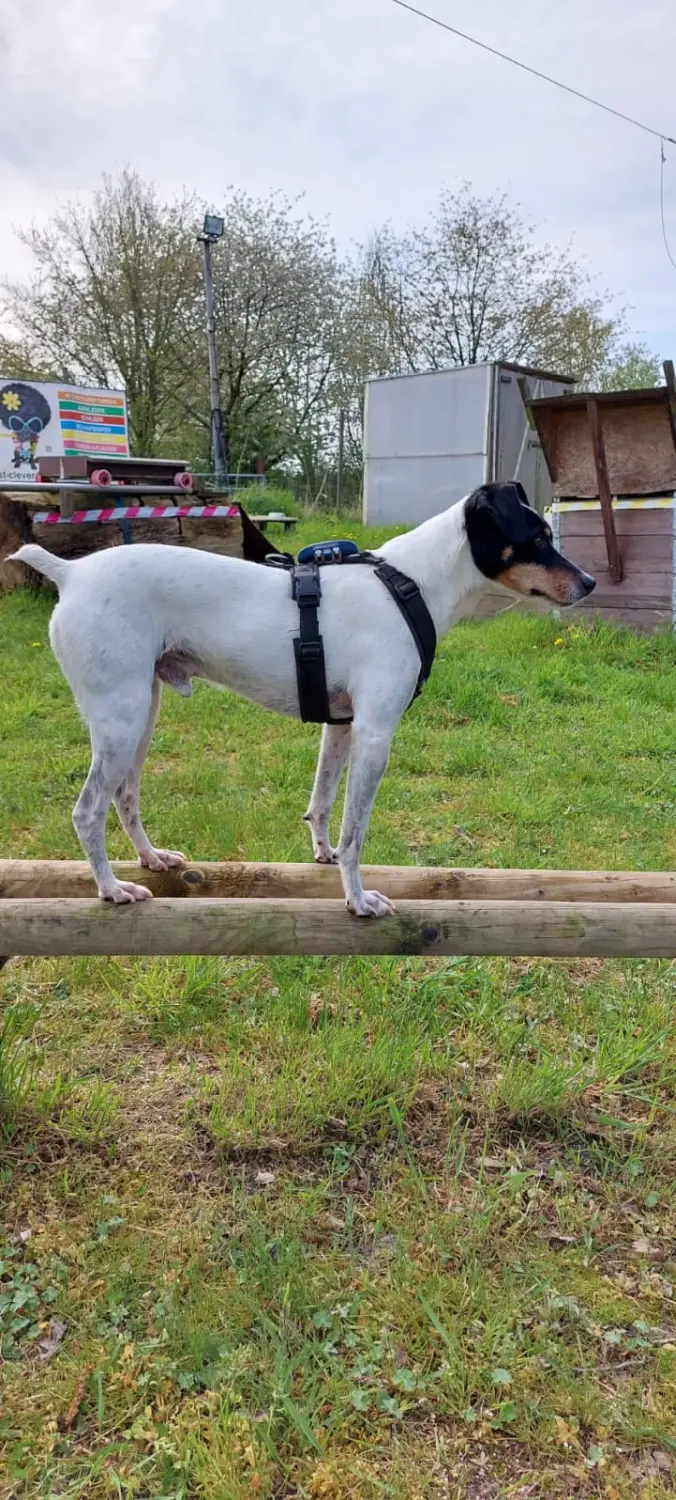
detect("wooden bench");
top-left (251, 514), bottom-right (297, 532)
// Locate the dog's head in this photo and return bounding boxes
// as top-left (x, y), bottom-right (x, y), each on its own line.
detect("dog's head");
top-left (464, 483), bottom-right (596, 606)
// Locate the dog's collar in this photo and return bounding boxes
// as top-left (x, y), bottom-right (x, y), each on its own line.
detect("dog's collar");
top-left (264, 548), bottom-right (437, 725)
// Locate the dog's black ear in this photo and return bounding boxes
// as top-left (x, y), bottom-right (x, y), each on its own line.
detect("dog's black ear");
top-left (238, 504), bottom-right (281, 564)
top-left (482, 482), bottom-right (530, 544)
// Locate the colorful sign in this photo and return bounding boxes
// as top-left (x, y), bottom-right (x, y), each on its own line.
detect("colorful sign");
top-left (0, 379), bottom-right (129, 483)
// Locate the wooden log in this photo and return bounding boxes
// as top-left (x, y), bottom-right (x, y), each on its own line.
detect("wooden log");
top-left (586, 398), bottom-right (623, 582)
top-left (3, 897), bottom-right (676, 958)
top-left (2, 860), bottom-right (676, 904)
top-left (0, 497), bottom-right (245, 593)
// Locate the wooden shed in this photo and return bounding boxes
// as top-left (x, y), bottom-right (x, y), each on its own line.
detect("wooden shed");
top-left (526, 364), bottom-right (676, 633)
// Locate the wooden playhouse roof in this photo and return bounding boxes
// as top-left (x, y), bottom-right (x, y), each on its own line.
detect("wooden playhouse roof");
top-left (526, 375), bottom-right (676, 499)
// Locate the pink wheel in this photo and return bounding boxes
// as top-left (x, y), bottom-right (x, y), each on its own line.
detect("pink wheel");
top-left (174, 470), bottom-right (193, 491)
top-left (91, 468), bottom-right (112, 487)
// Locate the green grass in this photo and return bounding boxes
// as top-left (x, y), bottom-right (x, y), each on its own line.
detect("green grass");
top-left (3, 523), bottom-right (676, 1496)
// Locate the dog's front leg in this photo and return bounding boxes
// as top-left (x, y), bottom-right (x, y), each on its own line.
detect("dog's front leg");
top-left (303, 723), bottom-right (351, 863)
top-left (336, 723), bottom-right (395, 918)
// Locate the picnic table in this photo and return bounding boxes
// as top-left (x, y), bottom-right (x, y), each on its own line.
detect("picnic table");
top-left (252, 514), bottom-right (298, 532)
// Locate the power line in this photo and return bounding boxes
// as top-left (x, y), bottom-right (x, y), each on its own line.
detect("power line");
top-left (660, 143), bottom-right (676, 272)
top-left (391, 0), bottom-right (676, 146)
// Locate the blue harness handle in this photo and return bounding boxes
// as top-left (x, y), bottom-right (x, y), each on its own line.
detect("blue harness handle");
top-left (296, 539), bottom-right (359, 566)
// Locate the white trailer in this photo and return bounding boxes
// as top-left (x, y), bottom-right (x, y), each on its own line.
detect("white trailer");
top-left (363, 361), bottom-right (574, 525)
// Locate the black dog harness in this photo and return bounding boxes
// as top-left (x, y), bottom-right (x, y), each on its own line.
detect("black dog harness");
top-left (265, 542), bottom-right (437, 725)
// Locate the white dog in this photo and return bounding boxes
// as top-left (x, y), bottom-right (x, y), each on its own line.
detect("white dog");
top-left (12, 483), bottom-right (594, 917)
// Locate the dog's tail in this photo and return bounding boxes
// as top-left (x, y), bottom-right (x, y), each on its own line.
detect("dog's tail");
top-left (9, 544), bottom-right (71, 590)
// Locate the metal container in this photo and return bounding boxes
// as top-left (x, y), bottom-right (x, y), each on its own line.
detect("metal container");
top-left (363, 361), bottom-right (574, 525)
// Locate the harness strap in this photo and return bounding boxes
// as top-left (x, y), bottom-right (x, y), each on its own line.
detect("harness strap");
top-left (265, 548), bottom-right (437, 725)
top-left (292, 564), bottom-right (350, 725)
top-left (370, 560), bottom-right (436, 700)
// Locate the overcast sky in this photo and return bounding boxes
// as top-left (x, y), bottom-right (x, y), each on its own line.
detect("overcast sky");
top-left (2, 0), bottom-right (675, 358)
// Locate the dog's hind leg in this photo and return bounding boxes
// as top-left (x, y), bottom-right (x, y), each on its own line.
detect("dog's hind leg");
top-left (72, 689), bottom-right (156, 904)
top-left (303, 723), bottom-right (351, 863)
top-left (113, 677), bottom-right (186, 872)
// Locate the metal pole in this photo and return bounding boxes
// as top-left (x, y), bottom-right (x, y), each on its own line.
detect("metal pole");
top-left (336, 408), bottom-right (345, 508)
top-left (200, 235), bottom-right (228, 484)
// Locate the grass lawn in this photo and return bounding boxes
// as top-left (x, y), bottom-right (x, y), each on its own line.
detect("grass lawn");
top-left (3, 519), bottom-right (676, 1497)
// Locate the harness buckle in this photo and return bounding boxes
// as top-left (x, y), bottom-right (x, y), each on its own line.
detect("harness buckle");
top-left (292, 566), bottom-right (322, 606)
top-left (297, 640), bottom-right (324, 661)
top-left (391, 574), bottom-right (419, 601)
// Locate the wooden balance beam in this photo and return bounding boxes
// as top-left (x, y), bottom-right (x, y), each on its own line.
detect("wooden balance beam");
top-left (2, 861), bottom-right (676, 959)
top-left (3, 860), bottom-right (676, 903)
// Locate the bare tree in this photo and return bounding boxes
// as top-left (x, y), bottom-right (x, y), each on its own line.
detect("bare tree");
top-left (4, 170), bottom-right (200, 454)
top-left (363, 186), bottom-right (622, 383)
top-left (3, 171), bottom-right (645, 500)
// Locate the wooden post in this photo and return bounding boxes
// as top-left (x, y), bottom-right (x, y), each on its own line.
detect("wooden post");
top-left (59, 489), bottom-right (78, 520)
top-left (516, 376), bottom-right (536, 429)
top-left (3, 860), bottom-right (676, 904)
top-left (586, 398), bottom-right (622, 583)
top-left (663, 361), bottom-right (676, 456)
top-left (4, 896), bottom-right (676, 958)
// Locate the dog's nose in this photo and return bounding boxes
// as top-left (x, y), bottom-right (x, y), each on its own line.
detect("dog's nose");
top-left (581, 572), bottom-right (596, 596)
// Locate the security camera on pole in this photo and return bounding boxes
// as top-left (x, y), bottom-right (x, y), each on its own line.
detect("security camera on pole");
top-left (198, 213), bottom-right (228, 486)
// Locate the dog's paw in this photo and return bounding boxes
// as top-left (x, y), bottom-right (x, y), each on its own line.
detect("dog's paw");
top-left (101, 880), bottom-right (153, 904)
top-left (347, 889), bottom-right (395, 919)
top-left (139, 848), bottom-right (187, 872)
top-left (314, 845), bottom-right (339, 866)
top-left (303, 815), bottom-right (337, 865)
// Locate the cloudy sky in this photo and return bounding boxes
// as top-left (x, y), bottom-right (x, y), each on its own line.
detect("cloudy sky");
top-left (2, 0), bottom-right (675, 357)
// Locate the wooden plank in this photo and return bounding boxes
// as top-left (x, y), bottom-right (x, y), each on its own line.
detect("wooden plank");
top-left (560, 509), bottom-right (674, 537)
top-left (574, 607), bottom-right (672, 634)
top-left (586, 399), bottom-right (623, 581)
top-left (516, 376), bottom-right (536, 428)
top-left (575, 585), bottom-right (671, 609)
top-left (664, 361), bottom-right (676, 456)
top-left (3, 861), bottom-right (676, 903)
top-left (559, 531), bottom-right (672, 570)
top-left (4, 897), bottom-right (676, 958)
top-left (565, 573), bottom-right (671, 605)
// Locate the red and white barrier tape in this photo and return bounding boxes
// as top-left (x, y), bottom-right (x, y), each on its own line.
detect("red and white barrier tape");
top-left (33, 503), bottom-right (240, 525)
